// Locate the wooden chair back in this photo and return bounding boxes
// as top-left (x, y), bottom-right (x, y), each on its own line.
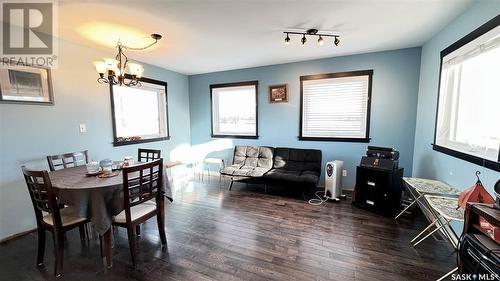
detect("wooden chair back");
top-left (21, 166), bottom-right (62, 228)
top-left (47, 150), bottom-right (89, 171)
top-left (122, 158), bottom-right (163, 210)
top-left (137, 148), bottom-right (161, 163)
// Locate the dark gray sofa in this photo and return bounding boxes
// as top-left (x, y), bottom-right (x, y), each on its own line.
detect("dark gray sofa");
top-left (221, 145), bottom-right (322, 193)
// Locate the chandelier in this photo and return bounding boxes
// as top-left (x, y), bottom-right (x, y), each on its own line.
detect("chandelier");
top-left (93, 33), bottom-right (162, 87)
top-left (283, 29), bottom-right (340, 46)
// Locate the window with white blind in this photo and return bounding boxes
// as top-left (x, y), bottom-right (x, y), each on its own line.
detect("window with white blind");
top-left (434, 17), bottom-right (500, 171)
top-left (210, 81), bottom-right (258, 138)
top-left (300, 70), bottom-right (373, 141)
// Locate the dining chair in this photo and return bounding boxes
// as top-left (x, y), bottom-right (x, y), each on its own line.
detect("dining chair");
top-left (47, 150), bottom-right (89, 171)
top-left (137, 148), bottom-right (161, 163)
top-left (22, 166), bottom-right (90, 277)
top-left (112, 158), bottom-right (167, 268)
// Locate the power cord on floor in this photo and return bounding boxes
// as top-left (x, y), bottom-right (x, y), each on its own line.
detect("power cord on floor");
top-left (308, 191), bottom-right (329, 206)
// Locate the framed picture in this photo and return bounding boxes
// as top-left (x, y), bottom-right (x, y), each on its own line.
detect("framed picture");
top-left (269, 84), bottom-right (288, 103)
top-left (0, 64), bottom-right (54, 105)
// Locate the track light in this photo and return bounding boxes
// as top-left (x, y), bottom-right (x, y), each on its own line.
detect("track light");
top-left (285, 33), bottom-right (290, 44)
top-left (318, 36), bottom-right (324, 46)
top-left (283, 29), bottom-right (340, 47)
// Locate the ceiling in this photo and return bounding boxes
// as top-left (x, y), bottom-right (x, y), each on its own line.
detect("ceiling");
top-left (58, 0), bottom-right (474, 75)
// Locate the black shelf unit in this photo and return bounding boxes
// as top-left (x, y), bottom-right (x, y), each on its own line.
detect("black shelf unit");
top-left (352, 166), bottom-right (404, 216)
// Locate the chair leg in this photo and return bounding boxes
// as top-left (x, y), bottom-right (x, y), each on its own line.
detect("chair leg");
top-left (136, 225), bottom-right (141, 237)
top-left (126, 227), bottom-right (137, 268)
top-left (53, 232), bottom-right (64, 277)
top-left (157, 206), bottom-right (167, 246)
top-left (79, 225), bottom-right (86, 241)
top-left (228, 179), bottom-right (234, 191)
top-left (36, 227), bottom-right (46, 267)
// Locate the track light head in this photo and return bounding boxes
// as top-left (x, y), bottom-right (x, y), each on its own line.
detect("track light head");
top-left (301, 34), bottom-right (307, 45)
top-left (285, 33), bottom-right (290, 45)
top-left (318, 36), bottom-right (324, 46)
top-left (334, 36), bottom-right (340, 46)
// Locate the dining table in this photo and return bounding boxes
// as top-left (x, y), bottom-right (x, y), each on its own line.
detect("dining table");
top-left (48, 165), bottom-right (173, 268)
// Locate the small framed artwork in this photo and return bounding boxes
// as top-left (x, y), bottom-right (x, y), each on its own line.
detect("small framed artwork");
top-left (0, 64), bottom-right (54, 105)
top-left (269, 84), bottom-right (288, 103)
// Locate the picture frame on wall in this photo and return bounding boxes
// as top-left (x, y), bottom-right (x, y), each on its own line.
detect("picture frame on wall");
top-left (269, 84), bottom-right (288, 103)
top-left (0, 64), bottom-right (54, 105)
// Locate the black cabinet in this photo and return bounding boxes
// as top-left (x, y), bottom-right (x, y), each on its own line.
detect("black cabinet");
top-left (352, 166), bottom-right (404, 216)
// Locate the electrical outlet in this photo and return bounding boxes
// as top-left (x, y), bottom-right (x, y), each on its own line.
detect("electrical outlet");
top-left (79, 124), bottom-right (87, 133)
top-left (342, 169), bottom-right (347, 177)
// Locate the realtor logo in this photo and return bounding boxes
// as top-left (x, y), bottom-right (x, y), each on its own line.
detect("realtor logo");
top-left (1, 1), bottom-right (58, 67)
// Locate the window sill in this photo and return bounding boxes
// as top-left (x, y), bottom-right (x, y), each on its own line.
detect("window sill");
top-left (432, 144), bottom-right (500, 172)
top-left (113, 136), bottom-right (170, 147)
top-left (211, 134), bottom-right (259, 139)
top-left (298, 136), bottom-right (370, 143)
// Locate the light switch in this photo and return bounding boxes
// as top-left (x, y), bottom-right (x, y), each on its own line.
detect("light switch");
top-left (79, 124), bottom-right (87, 133)
top-left (342, 169), bottom-right (347, 177)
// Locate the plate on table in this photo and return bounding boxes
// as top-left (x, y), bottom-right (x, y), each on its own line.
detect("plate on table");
top-left (86, 169), bottom-right (102, 176)
top-left (97, 171), bottom-right (120, 178)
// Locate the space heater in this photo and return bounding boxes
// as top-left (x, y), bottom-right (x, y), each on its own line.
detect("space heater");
top-left (325, 160), bottom-right (344, 201)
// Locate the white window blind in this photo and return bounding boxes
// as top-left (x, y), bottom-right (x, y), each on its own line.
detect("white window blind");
top-left (435, 25), bottom-right (500, 162)
top-left (211, 83), bottom-right (257, 137)
top-left (301, 74), bottom-right (371, 139)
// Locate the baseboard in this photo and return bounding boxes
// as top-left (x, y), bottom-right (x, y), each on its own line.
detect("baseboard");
top-left (0, 228), bottom-right (36, 244)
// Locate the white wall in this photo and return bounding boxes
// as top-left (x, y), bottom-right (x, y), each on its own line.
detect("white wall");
top-left (0, 39), bottom-right (191, 240)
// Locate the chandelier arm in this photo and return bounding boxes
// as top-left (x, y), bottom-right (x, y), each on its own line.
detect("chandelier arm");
top-left (121, 38), bottom-right (159, 51)
top-left (97, 77), bottom-right (109, 84)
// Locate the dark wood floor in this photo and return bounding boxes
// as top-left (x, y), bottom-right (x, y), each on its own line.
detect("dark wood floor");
top-left (0, 176), bottom-right (457, 281)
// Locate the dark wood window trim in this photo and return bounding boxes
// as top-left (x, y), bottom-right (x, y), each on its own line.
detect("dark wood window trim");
top-left (210, 80), bottom-right (259, 139)
top-left (299, 70), bottom-right (373, 142)
top-left (109, 74), bottom-right (170, 147)
top-left (432, 14), bottom-right (500, 172)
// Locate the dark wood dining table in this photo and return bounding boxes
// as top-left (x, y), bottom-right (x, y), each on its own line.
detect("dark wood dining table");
top-left (48, 165), bottom-right (173, 267)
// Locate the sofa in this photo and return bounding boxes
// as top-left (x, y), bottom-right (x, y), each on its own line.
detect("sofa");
top-left (220, 145), bottom-right (322, 193)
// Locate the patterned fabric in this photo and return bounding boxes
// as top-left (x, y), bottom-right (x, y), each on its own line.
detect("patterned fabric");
top-left (221, 146), bottom-right (274, 177)
top-left (403, 177), bottom-right (460, 195)
top-left (425, 195), bottom-right (464, 221)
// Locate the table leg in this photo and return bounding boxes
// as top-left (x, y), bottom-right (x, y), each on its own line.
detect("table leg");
top-left (395, 193), bottom-right (423, 220)
top-left (99, 229), bottom-right (113, 269)
top-left (437, 267), bottom-right (458, 281)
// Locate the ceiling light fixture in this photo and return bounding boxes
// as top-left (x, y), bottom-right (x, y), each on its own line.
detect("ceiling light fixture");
top-left (285, 33), bottom-right (290, 44)
top-left (334, 36), bottom-right (340, 46)
top-left (318, 35), bottom-right (324, 46)
top-left (301, 34), bottom-right (307, 45)
top-left (93, 33), bottom-right (162, 87)
top-left (283, 29), bottom-right (340, 47)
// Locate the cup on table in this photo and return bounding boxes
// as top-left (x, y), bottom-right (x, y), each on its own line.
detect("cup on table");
top-left (123, 156), bottom-right (134, 167)
top-left (86, 161), bottom-right (100, 173)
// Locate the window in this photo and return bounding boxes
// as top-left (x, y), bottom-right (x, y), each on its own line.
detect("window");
top-left (110, 76), bottom-right (169, 146)
top-left (299, 70), bottom-right (373, 142)
top-left (210, 81), bottom-right (258, 138)
top-left (434, 16), bottom-right (500, 171)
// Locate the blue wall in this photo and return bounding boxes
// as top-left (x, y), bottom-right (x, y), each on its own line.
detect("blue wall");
top-left (189, 48), bottom-right (422, 188)
top-left (412, 0), bottom-right (500, 193)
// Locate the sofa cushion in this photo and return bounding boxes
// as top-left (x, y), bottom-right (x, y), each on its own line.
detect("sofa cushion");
top-left (221, 146), bottom-right (274, 177)
top-left (273, 148), bottom-right (322, 172)
top-left (221, 164), bottom-right (243, 175)
top-left (264, 169), bottom-right (319, 184)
